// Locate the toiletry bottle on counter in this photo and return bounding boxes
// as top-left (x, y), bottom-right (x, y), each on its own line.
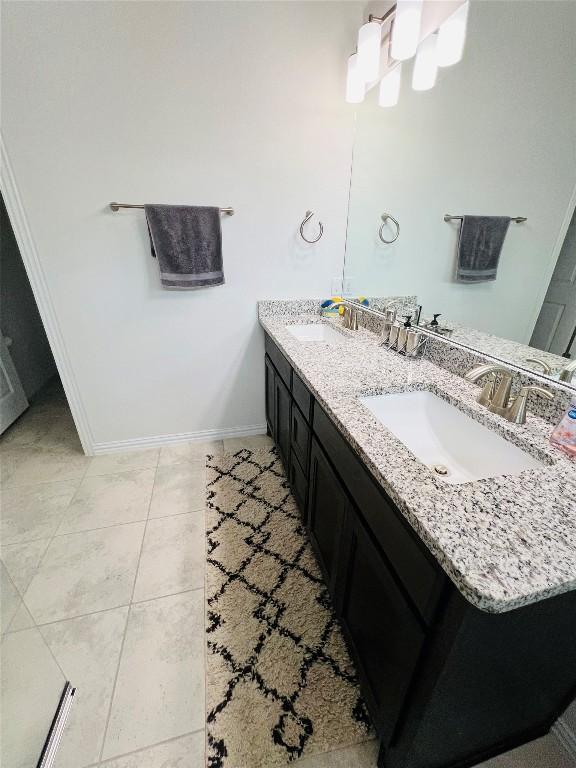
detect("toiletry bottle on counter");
top-left (550, 397), bottom-right (576, 458)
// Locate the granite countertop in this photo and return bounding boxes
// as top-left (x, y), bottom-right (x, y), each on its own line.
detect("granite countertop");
top-left (258, 305), bottom-right (576, 614)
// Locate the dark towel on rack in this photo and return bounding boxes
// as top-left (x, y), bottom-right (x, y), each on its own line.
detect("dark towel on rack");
top-left (455, 215), bottom-right (511, 283)
top-left (144, 205), bottom-right (224, 289)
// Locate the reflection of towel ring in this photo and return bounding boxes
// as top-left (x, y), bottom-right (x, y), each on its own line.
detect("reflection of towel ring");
top-left (300, 210), bottom-right (324, 243)
top-left (379, 213), bottom-right (400, 244)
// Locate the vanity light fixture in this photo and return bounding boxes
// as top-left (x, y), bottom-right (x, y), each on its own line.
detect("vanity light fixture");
top-left (412, 33), bottom-right (438, 91)
top-left (437, 1), bottom-right (469, 67)
top-left (390, 0), bottom-right (423, 61)
top-left (379, 64), bottom-right (402, 107)
top-left (346, 53), bottom-right (366, 103)
top-left (346, 1), bottom-right (468, 107)
top-left (357, 20), bottom-right (382, 82)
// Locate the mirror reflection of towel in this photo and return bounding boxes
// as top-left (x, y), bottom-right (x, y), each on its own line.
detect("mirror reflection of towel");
top-left (456, 216), bottom-right (511, 283)
top-left (144, 205), bottom-right (224, 289)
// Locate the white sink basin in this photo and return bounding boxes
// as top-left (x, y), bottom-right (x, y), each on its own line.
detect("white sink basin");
top-left (286, 323), bottom-right (344, 344)
top-left (359, 390), bottom-right (544, 484)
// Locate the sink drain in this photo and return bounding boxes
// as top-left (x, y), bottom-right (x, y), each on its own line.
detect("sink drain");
top-left (432, 464), bottom-right (450, 476)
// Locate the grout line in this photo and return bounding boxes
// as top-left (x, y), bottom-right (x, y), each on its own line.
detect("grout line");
top-left (92, 728), bottom-right (205, 766)
top-left (96, 447), bottom-right (161, 763)
top-left (130, 585), bottom-right (204, 607)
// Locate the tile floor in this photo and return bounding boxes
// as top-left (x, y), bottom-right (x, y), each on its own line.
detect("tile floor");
top-left (0, 380), bottom-right (574, 768)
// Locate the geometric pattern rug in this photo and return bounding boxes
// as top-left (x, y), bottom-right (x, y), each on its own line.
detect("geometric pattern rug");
top-left (205, 447), bottom-right (372, 768)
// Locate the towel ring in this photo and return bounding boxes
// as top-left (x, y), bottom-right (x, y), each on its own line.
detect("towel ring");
top-left (379, 213), bottom-right (400, 244)
top-left (300, 210), bottom-right (323, 244)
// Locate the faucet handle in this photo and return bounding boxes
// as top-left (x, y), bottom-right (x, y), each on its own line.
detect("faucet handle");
top-left (525, 358), bottom-right (552, 375)
top-left (505, 385), bottom-right (555, 424)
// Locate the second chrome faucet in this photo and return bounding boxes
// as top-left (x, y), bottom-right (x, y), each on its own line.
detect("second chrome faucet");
top-left (465, 364), bottom-right (554, 424)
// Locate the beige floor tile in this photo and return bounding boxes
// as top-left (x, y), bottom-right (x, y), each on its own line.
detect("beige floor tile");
top-left (85, 449), bottom-right (159, 478)
top-left (0, 563), bottom-right (22, 633)
top-left (57, 469), bottom-right (155, 534)
top-left (294, 740), bottom-right (378, 768)
top-left (99, 731), bottom-right (205, 767)
top-left (1, 627), bottom-right (65, 768)
top-left (148, 462), bottom-right (205, 519)
top-left (24, 522), bottom-right (145, 624)
top-left (159, 440), bottom-right (223, 467)
top-left (102, 590), bottom-right (205, 759)
top-left (133, 513), bottom-right (205, 602)
top-left (3, 447), bottom-right (89, 487)
top-left (1, 538), bottom-right (51, 593)
top-left (223, 434), bottom-right (273, 452)
top-left (1, 480), bottom-right (78, 544)
top-left (41, 607), bottom-right (129, 768)
top-left (1, 410), bottom-right (80, 455)
top-left (7, 601), bottom-right (35, 632)
top-left (477, 734), bottom-right (575, 767)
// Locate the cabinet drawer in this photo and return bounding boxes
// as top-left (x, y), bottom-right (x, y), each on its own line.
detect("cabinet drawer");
top-left (289, 450), bottom-right (308, 520)
top-left (265, 334), bottom-right (292, 389)
top-left (292, 372), bottom-right (313, 422)
top-left (291, 403), bottom-right (310, 473)
top-left (313, 403), bottom-right (445, 624)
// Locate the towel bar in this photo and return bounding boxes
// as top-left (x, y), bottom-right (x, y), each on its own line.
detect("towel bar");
top-left (444, 214), bottom-right (526, 223)
top-left (110, 202), bottom-right (234, 215)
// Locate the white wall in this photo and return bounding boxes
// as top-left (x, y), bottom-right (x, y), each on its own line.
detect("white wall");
top-left (1, 1), bottom-right (361, 450)
top-left (345, 0), bottom-right (576, 344)
top-left (0, 195), bottom-right (57, 399)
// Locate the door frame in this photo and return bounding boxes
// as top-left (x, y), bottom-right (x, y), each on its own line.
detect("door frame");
top-left (1, 134), bottom-right (94, 454)
top-left (527, 181), bottom-right (576, 343)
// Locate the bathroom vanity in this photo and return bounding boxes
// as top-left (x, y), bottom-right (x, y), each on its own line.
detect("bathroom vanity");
top-left (260, 303), bottom-right (576, 768)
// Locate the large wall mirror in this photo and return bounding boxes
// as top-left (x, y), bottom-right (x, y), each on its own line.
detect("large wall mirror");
top-left (344, 0), bottom-right (576, 389)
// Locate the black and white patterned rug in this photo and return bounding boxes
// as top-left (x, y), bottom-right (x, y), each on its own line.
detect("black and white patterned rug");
top-left (205, 447), bottom-right (372, 768)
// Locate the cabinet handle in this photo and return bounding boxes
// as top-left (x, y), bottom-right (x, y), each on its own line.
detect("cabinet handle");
top-left (293, 417), bottom-right (298, 441)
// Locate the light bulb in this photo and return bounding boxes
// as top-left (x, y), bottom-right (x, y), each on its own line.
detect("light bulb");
top-left (412, 34), bottom-right (438, 91)
top-left (391, 0), bottom-right (423, 61)
top-left (345, 53), bottom-right (365, 103)
top-left (378, 65), bottom-right (402, 107)
top-left (437, 1), bottom-right (469, 67)
top-left (357, 21), bottom-right (382, 82)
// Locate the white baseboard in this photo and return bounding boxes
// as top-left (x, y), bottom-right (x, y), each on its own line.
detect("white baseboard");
top-left (91, 423), bottom-right (268, 454)
top-left (553, 716), bottom-right (576, 761)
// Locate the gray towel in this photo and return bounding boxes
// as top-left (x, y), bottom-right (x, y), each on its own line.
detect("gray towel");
top-left (144, 205), bottom-right (224, 289)
top-left (456, 215), bottom-right (511, 283)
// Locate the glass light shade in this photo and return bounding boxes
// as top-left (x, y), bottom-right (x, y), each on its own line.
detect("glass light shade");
top-left (391, 0), bottom-right (423, 61)
top-left (357, 21), bottom-right (382, 82)
top-left (437, 2), bottom-right (469, 67)
top-left (412, 34), bottom-right (438, 91)
top-left (378, 65), bottom-right (402, 107)
top-left (346, 53), bottom-right (366, 103)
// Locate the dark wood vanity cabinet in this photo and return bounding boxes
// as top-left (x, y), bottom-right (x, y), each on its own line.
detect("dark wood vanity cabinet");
top-left (263, 333), bottom-right (576, 768)
top-left (307, 437), bottom-right (349, 592)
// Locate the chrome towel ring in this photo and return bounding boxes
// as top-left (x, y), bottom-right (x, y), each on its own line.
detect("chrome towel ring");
top-left (300, 210), bottom-right (323, 244)
top-left (379, 213), bottom-right (400, 244)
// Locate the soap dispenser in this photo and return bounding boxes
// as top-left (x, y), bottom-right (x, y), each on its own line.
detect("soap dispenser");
top-left (397, 315), bottom-right (412, 354)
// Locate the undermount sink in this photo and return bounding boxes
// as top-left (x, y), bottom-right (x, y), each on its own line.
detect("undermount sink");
top-left (359, 390), bottom-right (544, 484)
top-left (286, 323), bottom-right (344, 344)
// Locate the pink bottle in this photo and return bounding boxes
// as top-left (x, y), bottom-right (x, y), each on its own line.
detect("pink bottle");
top-left (550, 397), bottom-right (576, 458)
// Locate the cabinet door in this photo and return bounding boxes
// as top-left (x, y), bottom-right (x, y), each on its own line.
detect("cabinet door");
top-left (275, 374), bottom-right (291, 471)
top-left (307, 438), bottom-right (348, 600)
top-left (340, 514), bottom-right (425, 742)
top-left (265, 355), bottom-right (275, 438)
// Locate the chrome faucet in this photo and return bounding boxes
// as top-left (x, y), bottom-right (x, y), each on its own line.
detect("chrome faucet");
top-left (504, 385), bottom-right (555, 424)
top-left (464, 364), bottom-right (514, 415)
top-left (465, 364), bottom-right (555, 424)
top-left (322, 301), bottom-right (358, 330)
top-left (559, 359), bottom-right (576, 383)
